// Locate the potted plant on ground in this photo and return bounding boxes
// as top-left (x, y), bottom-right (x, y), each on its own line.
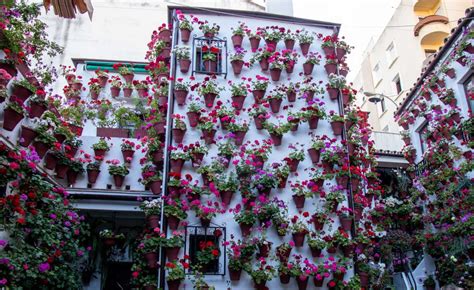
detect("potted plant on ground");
top-left (107, 161), bottom-right (130, 187)
top-left (173, 46), bottom-right (191, 73)
top-left (297, 29), bottom-right (314, 56)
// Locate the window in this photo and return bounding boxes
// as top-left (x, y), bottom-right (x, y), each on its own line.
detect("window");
top-left (192, 37), bottom-right (227, 77)
top-left (372, 63), bottom-right (382, 86)
top-left (463, 72), bottom-right (474, 112)
top-left (189, 234), bottom-right (219, 273)
top-left (385, 42), bottom-right (397, 66)
top-left (380, 97), bottom-right (386, 113)
top-left (393, 74), bottom-right (403, 95)
top-left (418, 122), bottom-right (429, 154)
top-left (185, 225), bottom-right (226, 275)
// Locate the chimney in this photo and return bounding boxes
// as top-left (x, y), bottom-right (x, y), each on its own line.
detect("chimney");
top-left (265, 0), bottom-right (293, 16)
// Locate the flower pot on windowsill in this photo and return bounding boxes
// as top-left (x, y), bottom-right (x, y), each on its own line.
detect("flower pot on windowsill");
top-left (3, 108), bottom-right (24, 131)
top-left (203, 60), bottom-right (217, 73)
top-left (180, 28), bottom-right (191, 42)
top-left (270, 68), bottom-right (282, 81)
top-left (249, 37), bottom-right (260, 52)
top-left (172, 128), bottom-right (186, 143)
top-left (300, 42), bottom-right (311, 56)
top-left (231, 34), bottom-right (243, 48)
top-left (269, 98), bottom-right (282, 113)
top-left (231, 60), bottom-right (244, 75)
top-left (231, 95), bottom-right (246, 110)
top-left (179, 59), bottom-right (191, 73)
top-left (19, 126), bottom-right (37, 147)
top-left (87, 169), bottom-right (100, 184)
top-left (292, 194), bottom-right (306, 209)
top-left (202, 129), bottom-right (216, 144)
top-left (203, 93), bottom-right (217, 108)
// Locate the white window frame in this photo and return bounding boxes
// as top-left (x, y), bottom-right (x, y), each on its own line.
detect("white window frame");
top-left (385, 42), bottom-right (397, 67)
top-left (373, 63), bottom-right (382, 86)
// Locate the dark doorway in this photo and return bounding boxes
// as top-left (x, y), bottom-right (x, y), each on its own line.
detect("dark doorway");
top-left (103, 262), bottom-right (132, 290)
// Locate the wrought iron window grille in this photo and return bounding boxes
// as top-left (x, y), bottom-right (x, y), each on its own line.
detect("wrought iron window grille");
top-left (191, 36), bottom-right (228, 78)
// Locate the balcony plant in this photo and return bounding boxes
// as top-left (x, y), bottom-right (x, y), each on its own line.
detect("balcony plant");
top-left (262, 120), bottom-right (291, 146)
top-left (297, 29), bottom-right (314, 56)
top-left (195, 240), bottom-right (221, 271)
top-left (197, 77), bottom-right (224, 108)
top-left (108, 161), bottom-right (130, 187)
top-left (173, 46), bottom-right (191, 73)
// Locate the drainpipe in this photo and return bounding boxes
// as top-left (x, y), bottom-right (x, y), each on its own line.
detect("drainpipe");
top-left (157, 9), bottom-right (179, 290)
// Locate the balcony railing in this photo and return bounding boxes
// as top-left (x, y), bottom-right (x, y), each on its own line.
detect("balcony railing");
top-left (414, 15), bottom-right (449, 36)
top-left (371, 131), bottom-right (405, 153)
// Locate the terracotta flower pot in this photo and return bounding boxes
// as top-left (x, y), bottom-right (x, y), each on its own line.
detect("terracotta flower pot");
top-left (231, 95), bottom-right (246, 110)
top-left (220, 190), bottom-right (234, 206)
top-left (200, 217), bottom-right (211, 227)
top-left (258, 243), bottom-right (271, 258)
top-left (331, 121), bottom-right (344, 136)
top-left (167, 216), bottom-right (180, 230)
top-left (165, 246), bottom-right (180, 261)
top-left (174, 89), bottom-right (188, 105)
top-left (290, 121), bottom-right (299, 132)
top-left (229, 268), bottom-right (242, 281)
top-left (30, 142), bottom-right (48, 161)
top-left (113, 175), bottom-right (125, 187)
top-left (312, 216), bottom-right (325, 231)
top-left (233, 130), bottom-right (247, 146)
top-left (67, 170), bottom-right (79, 185)
top-left (278, 175), bottom-right (288, 188)
top-left (285, 39), bottom-right (295, 50)
top-left (254, 281), bottom-right (267, 290)
top-left (323, 46), bottom-right (335, 55)
top-left (308, 116), bottom-right (319, 129)
top-left (254, 117), bottom-right (265, 130)
top-left (204, 60), bottom-right (217, 73)
top-left (231, 33), bottom-right (244, 48)
top-left (87, 169), bottom-right (100, 184)
top-left (180, 28), bottom-right (191, 42)
top-left (239, 223), bottom-right (252, 237)
top-left (187, 111), bottom-right (200, 128)
top-left (445, 68), bottom-right (456, 79)
top-left (269, 98), bottom-right (282, 113)
top-left (333, 272), bottom-right (345, 281)
top-left (170, 158), bottom-right (185, 173)
top-left (231, 60), bottom-right (244, 75)
top-left (259, 58), bottom-right (269, 71)
top-left (336, 48), bottom-right (346, 61)
top-left (179, 59), bottom-right (191, 73)
top-left (19, 126), bottom-right (37, 147)
top-left (90, 91), bottom-right (99, 100)
top-left (324, 64), bottom-right (337, 75)
top-left (12, 85), bottom-right (33, 103)
top-left (287, 91), bottom-right (296, 102)
top-left (167, 280), bottom-right (181, 290)
top-left (204, 93), bottom-right (217, 108)
top-left (280, 273), bottom-right (291, 284)
top-left (144, 252), bottom-right (158, 269)
top-left (55, 163), bottom-right (69, 179)
top-left (172, 128), bottom-right (186, 143)
top-left (292, 232), bottom-right (306, 247)
top-left (202, 129), bottom-right (216, 144)
top-left (327, 246), bottom-right (337, 254)
top-left (310, 247), bottom-right (322, 257)
top-left (149, 180), bottom-right (162, 195)
top-left (303, 62), bottom-right (314, 75)
top-left (307, 148), bottom-right (320, 164)
top-left (300, 42), bottom-right (311, 56)
top-left (292, 194), bottom-right (306, 209)
top-left (190, 152), bottom-right (204, 167)
top-left (249, 37), bottom-right (261, 52)
top-left (342, 93), bottom-right (350, 106)
top-left (252, 89), bottom-right (265, 104)
top-left (339, 216), bottom-right (353, 231)
top-left (44, 152), bottom-right (58, 170)
top-left (29, 102), bottom-right (47, 118)
top-left (359, 272), bottom-right (369, 287)
top-left (3, 108), bottom-right (24, 131)
top-left (297, 276), bottom-right (309, 290)
top-left (146, 215), bottom-right (160, 229)
top-left (287, 158), bottom-right (300, 172)
top-left (327, 88), bottom-right (339, 100)
top-left (270, 133), bottom-right (283, 146)
top-left (121, 149), bottom-right (135, 162)
top-left (123, 88), bottom-right (133, 98)
top-left (110, 86), bottom-right (120, 97)
top-left (270, 68), bottom-right (282, 81)
top-left (313, 277), bottom-right (325, 287)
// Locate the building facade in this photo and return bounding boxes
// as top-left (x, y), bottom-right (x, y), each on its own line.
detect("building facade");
top-left (352, 0), bottom-right (472, 134)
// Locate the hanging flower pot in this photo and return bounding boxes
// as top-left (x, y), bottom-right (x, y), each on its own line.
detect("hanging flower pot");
top-left (265, 39), bottom-right (277, 51)
top-left (297, 276), bottom-right (309, 290)
top-left (204, 93), bottom-right (217, 108)
top-left (233, 130), bottom-right (247, 146)
top-left (270, 133), bottom-right (283, 146)
top-left (300, 43), bottom-right (311, 56)
top-left (170, 158), bottom-right (185, 173)
top-left (67, 170), bottom-right (79, 185)
top-left (44, 152), bottom-right (58, 170)
top-left (33, 141), bottom-right (49, 158)
top-left (249, 37), bottom-right (261, 52)
top-left (29, 102), bottom-right (48, 118)
top-left (121, 149), bottom-right (135, 162)
top-left (292, 194), bottom-right (306, 209)
top-left (289, 120), bottom-right (299, 132)
top-left (359, 272), bottom-right (369, 287)
top-left (287, 91), bottom-right (296, 102)
top-left (336, 48), bottom-right (346, 61)
top-left (186, 112), bottom-right (200, 128)
top-left (159, 47), bottom-right (171, 59)
top-left (109, 86), bottom-right (120, 98)
top-left (165, 246), bottom-right (180, 261)
top-left (339, 215), bottom-right (353, 231)
top-left (167, 216), bottom-right (180, 230)
top-left (286, 63), bottom-right (294, 74)
top-left (145, 252), bottom-right (158, 269)
top-left (220, 190), bottom-right (234, 206)
top-left (270, 68), bottom-right (282, 81)
top-left (172, 128), bottom-right (186, 143)
top-left (285, 39), bottom-right (295, 50)
top-left (12, 84), bottom-right (33, 103)
top-left (202, 129), bottom-right (216, 144)
top-left (200, 217), bottom-right (211, 227)
top-left (258, 242), bottom-right (271, 257)
top-left (229, 268), bottom-right (242, 281)
top-left (259, 58), bottom-right (269, 71)
top-left (87, 169), bottom-right (100, 184)
top-left (327, 88), bottom-right (339, 100)
top-left (308, 116), bottom-right (319, 129)
top-left (252, 89), bottom-right (265, 104)
top-left (286, 158), bottom-right (300, 172)
top-left (292, 232), bottom-right (306, 247)
top-left (324, 64), bottom-right (337, 75)
top-left (254, 281), bottom-right (267, 290)
top-left (280, 272), bottom-right (291, 284)
top-left (445, 68), bottom-right (456, 79)
top-left (313, 277), bottom-right (325, 287)
top-left (123, 87), bottom-right (133, 98)
top-left (304, 90), bottom-right (315, 103)
top-left (19, 126), bottom-right (37, 147)
top-left (55, 163), bottom-right (69, 179)
top-left (238, 222), bottom-right (253, 237)
top-left (204, 60), bottom-right (217, 73)
top-left (303, 62), bottom-right (314, 75)
top-left (231, 34), bottom-right (243, 48)
top-left (342, 93), bottom-right (350, 106)
top-left (3, 107), bottom-right (24, 131)
top-left (310, 247), bottom-right (322, 257)
top-left (179, 59), bottom-right (191, 73)
top-left (167, 280), bottom-right (182, 290)
top-left (147, 214), bottom-right (160, 229)
top-left (331, 121), bottom-right (344, 135)
top-left (90, 91), bottom-right (99, 100)
top-left (327, 246), bottom-right (337, 254)
top-left (149, 180), bottom-right (162, 195)
top-left (174, 89), bottom-right (188, 105)
top-left (312, 215), bottom-right (325, 231)
top-left (333, 272), bottom-right (345, 281)
top-left (180, 28), bottom-right (191, 42)
top-left (231, 95), bottom-right (246, 110)
top-left (113, 175), bottom-right (125, 187)
top-left (231, 60), bottom-right (244, 75)
top-left (269, 98), bottom-right (282, 113)
top-left (254, 117), bottom-right (265, 130)
top-left (307, 148), bottom-right (320, 164)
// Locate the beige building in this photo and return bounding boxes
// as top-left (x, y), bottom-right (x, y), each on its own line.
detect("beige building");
top-left (352, 0), bottom-right (472, 136)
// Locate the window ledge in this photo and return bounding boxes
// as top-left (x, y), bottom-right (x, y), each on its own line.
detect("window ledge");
top-left (388, 57), bottom-right (398, 69)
